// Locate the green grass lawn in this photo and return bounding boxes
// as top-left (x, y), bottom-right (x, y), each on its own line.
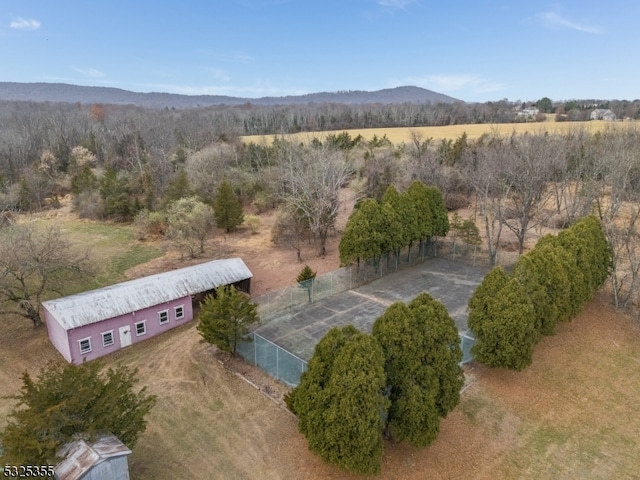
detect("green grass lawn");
top-left (56, 220), bottom-right (163, 292)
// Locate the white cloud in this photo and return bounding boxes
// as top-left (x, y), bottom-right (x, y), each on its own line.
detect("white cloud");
top-left (71, 66), bottom-right (105, 78)
top-left (378, 0), bottom-right (416, 10)
top-left (404, 74), bottom-right (505, 94)
top-left (9, 17), bottom-right (41, 30)
top-left (537, 11), bottom-right (602, 34)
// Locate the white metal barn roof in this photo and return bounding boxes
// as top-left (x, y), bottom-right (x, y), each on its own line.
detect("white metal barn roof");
top-left (42, 258), bottom-right (252, 330)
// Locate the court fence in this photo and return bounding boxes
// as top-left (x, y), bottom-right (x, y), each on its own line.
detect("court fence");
top-left (252, 238), bottom-right (518, 324)
top-left (237, 330), bottom-right (476, 387)
top-left (238, 236), bottom-right (511, 386)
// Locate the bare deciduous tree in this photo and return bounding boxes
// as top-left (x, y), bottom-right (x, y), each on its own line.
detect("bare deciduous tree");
top-left (461, 136), bottom-right (512, 266)
top-left (502, 133), bottom-right (561, 254)
top-left (0, 225), bottom-right (92, 327)
top-left (549, 128), bottom-right (601, 227)
top-left (594, 128), bottom-right (640, 309)
top-left (279, 143), bottom-right (353, 256)
top-left (271, 207), bottom-right (311, 262)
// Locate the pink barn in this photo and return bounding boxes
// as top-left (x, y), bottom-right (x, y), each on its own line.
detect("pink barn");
top-left (42, 258), bottom-right (252, 364)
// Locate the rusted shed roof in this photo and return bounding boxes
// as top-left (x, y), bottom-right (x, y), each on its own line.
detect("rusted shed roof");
top-left (54, 434), bottom-right (131, 480)
top-left (42, 258), bottom-right (252, 330)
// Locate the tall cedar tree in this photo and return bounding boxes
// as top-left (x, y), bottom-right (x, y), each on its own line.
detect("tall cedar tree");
top-left (569, 215), bottom-right (611, 294)
top-left (286, 326), bottom-right (388, 475)
top-left (99, 166), bottom-right (135, 221)
top-left (214, 180), bottom-right (244, 232)
top-left (339, 198), bottom-right (386, 266)
top-left (536, 233), bottom-right (587, 317)
top-left (425, 186), bottom-right (450, 237)
top-left (381, 185), bottom-right (419, 262)
top-left (406, 180), bottom-right (434, 249)
top-left (513, 243), bottom-right (573, 336)
top-left (373, 302), bottom-right (440, 446)
top-left (1, 362), bottom-right (156, 465)
top-left (197, 285), bottom-right (259, 355)
top-left (469, 274), bottom-right (537, 370)
top-left (407, 293), bottom-right (464, 416)
top-left (372, 294), bottom-right (463, 447)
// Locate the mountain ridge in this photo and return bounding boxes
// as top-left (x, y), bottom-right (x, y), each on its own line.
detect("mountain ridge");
top-left (0, 82), bottom-right (462, 109)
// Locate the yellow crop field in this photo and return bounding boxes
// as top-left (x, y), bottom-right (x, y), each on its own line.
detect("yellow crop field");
top-left (242, 119), bottom-right (634, 145)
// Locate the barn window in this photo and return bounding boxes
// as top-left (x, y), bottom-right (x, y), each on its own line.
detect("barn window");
top-left (78, 337), bottom-right (92, 354)
top-left (159, 310), bottom-right (169, 325)
top-left (175, 305), bottom-right (185, 320)
top-left (135, 321), bottom-right (146, 336)
top-left (102, 330), bottom-right (114, 347)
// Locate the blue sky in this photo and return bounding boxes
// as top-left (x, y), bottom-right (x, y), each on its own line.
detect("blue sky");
top-left (1, 1), bottom-right (638, 102)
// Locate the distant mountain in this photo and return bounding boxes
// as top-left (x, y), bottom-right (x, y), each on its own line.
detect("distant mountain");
top-left (0, 82), bottom-right (462, 109)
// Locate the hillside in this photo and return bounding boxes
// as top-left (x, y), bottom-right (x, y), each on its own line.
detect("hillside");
top-left (0, 82), bottom-right (461, 109)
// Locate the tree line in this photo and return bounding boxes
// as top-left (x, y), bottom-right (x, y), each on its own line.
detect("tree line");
top-left (468, 216), bottom-right (611, 370)
top-left (339, 181), bottom-right (449, 268)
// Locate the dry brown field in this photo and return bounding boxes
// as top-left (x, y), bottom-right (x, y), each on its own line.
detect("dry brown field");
top-left (242, 119), bottom-right (633, 145)
top-left (1, 196), bottom-right (640, 479)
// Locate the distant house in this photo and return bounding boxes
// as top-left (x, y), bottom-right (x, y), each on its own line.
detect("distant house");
top-left (517, 107), bottom-right (540, 118)
top-left (54, 434), bottom-right (131, 480)
top-left (43, 258), bottom-right (252, 364)
top-left (590, 108), bottom-right (616, 121)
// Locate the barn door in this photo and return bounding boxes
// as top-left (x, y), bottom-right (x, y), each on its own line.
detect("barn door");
top-left (119, 325), bottom-right (132, 347)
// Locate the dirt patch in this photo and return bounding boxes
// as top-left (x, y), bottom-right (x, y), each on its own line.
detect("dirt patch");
top-left (124, 188), bottom-right (355, 296)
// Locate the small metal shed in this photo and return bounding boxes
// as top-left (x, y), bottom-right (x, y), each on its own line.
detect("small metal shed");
top-left (54, 434), bottom-right (132, 480)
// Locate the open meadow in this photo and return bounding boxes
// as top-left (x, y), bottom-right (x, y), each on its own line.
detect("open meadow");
top-left (1, 203), bottom-right (640, 479)
top-left (242, 118), bottom-right (630, 145)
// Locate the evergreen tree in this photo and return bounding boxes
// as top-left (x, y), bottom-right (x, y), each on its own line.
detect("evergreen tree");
top-left (408, 293), bottom-right (464, 416)
top-left (513, 244), bottom-right (573, 336)
top-left (339, 198), bottom-right (385, 266)
top-left (536, 234), bottom-right (587, 318)
top-left (70, 164), bottom-right (98, 196)
top-left (99, 166), bottom-right (134, 221)
top-left (213, 180), bottom-right (244, 232)
top-left (406, 180), bottom-right (434, 250)
top-left (162, 169), bottom-right (192, 207)
top-left (197, 285), bottom-right (259, 355)
top-left (569, 215), bottom-right (611, 294)
top-left (372, 294), bottom-right (463, 447)
top-left (555, 228), bottom-right (595, 305)
top-left (469, 276), bottom-right (537, 370)
top-left (468, 266), bottom-right (510, 330)
top-left (382, 185), bottom-right (419, 261)
top-left (425, 186), bottom-right (450, 237)
top-left (380, 201), bottom-right (404, 267)
top-left (296, 265), bottom-right (317, 303)
top-left (321, 333), bottom-right (387, 474)
top-left (286, 326), bottom-right (387, 475)
top-left (373, 302), bottom-right (440, 446)
top-left (450, 213), bottom-right (482, 245)
top-left (1, 362), bottom-right (156, 465)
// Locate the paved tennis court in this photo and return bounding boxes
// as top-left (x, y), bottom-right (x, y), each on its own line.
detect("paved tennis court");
top-left (253, 257), bottom-right (488, 361)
